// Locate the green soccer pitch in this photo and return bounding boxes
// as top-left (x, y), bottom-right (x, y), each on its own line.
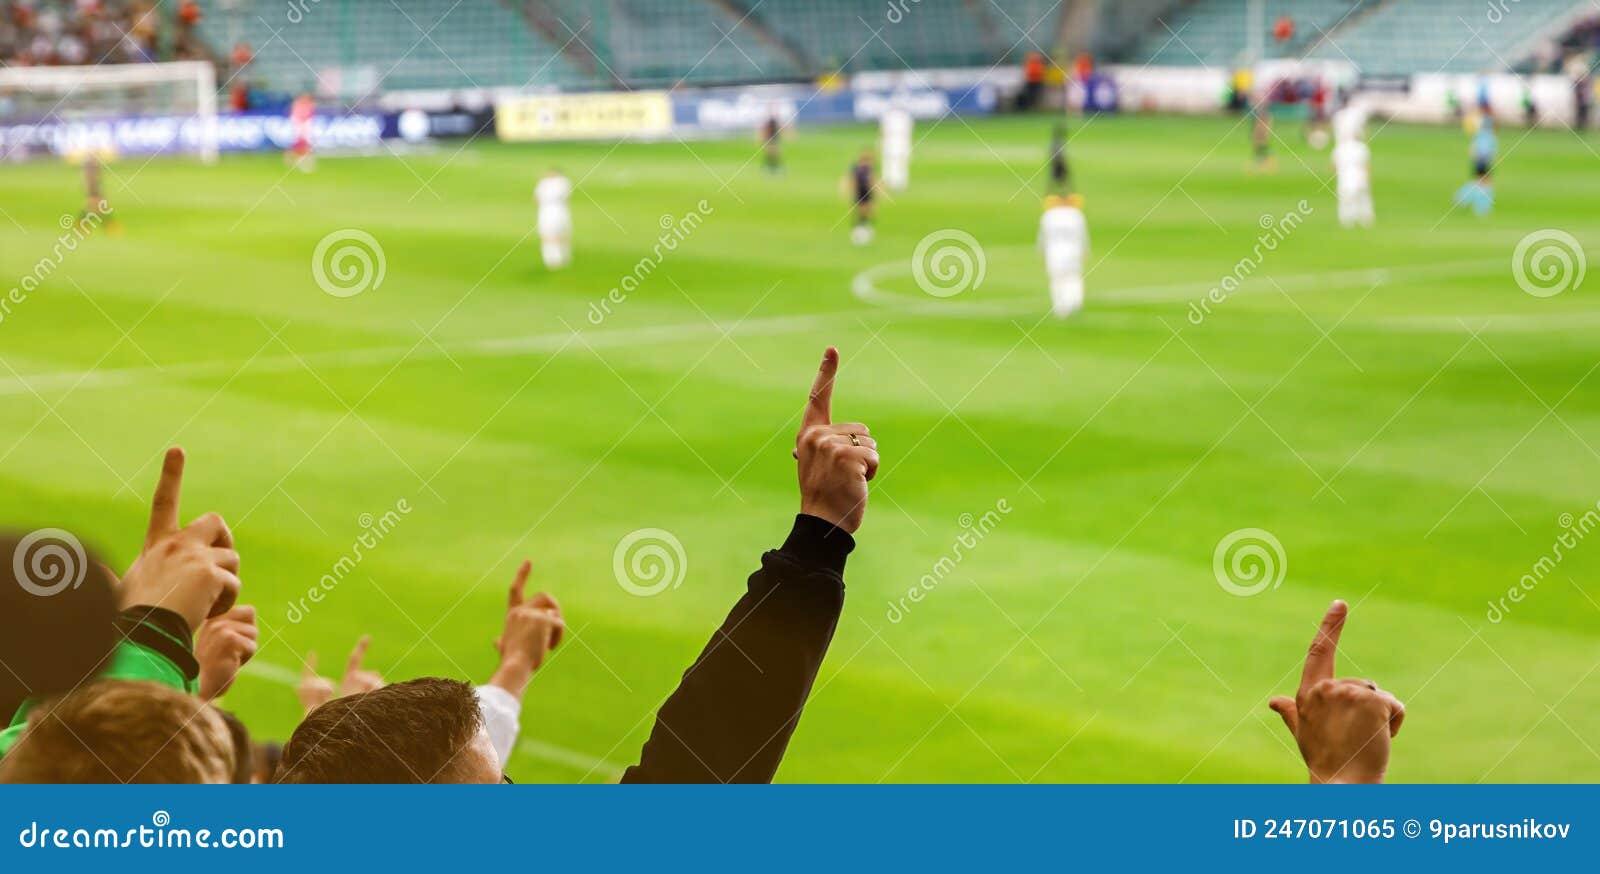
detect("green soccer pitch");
top-left (0, 112), bottom-right (1596, 782)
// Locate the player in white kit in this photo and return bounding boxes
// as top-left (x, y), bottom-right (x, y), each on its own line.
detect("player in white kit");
top-left (535, 170), bottom-right (573, 269)
top-left (880, 106), bottom-right (913, 192)
top-left (1038, 194), bottom-right (1088, 318)
top-left (1330, 106), bottom-right (1373, 228)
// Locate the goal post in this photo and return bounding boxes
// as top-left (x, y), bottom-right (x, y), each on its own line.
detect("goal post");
top-left (0, 61), bottom-right (220, 163)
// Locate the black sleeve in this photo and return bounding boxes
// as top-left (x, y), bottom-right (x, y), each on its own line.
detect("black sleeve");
top-left (620, 514), bottom-right (852, 784)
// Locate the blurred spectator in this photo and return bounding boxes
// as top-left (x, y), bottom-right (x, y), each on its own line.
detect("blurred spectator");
top-left (1273, 15), bottom-right (1295, 44)
top-left (251, 740), bottom-right (282, 784)
top-left (1, 0), bottom-right (166, 66)
top-left (0, 680), bottom-right (235, 783)
top-left (1020, 51), bottom-right (1046, 111)
top-left (0, 530), bottom-right (119, 724)
top-left (216, 708), bottom-right (255, 784)
top-left (0, 448), bottom-right (244, 757)
top-left (277, 678), bottom-right (497, 783)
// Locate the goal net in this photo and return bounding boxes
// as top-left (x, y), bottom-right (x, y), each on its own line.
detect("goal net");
top-left (0, 61), bottom-right (219, 163)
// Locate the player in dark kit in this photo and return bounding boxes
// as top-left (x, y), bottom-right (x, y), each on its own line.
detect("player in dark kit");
top-left (759, 109), bottom-right (783, 174)
top-left (1048, 123), bottom-right (1071, 194)
top-left (846, 149), bottom-right (876, 246)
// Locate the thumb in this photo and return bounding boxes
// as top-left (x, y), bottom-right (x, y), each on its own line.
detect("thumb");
top-left (303, 652), bottom-right (318, 679)
top-left (1269, 696), bottom-right (1299, 735)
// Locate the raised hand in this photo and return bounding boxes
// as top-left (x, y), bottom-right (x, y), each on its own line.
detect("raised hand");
top-left (1269, 600), bottom-right (1406, 784)
top-left (296, 652), bottom-right (336, 715)
top-left (794, 347), bottom-right (879, 533)
top-left (119, 447), bottom-right (242, 632)
top-left (489, 560), bottom-right (565, 699)
top-left (195, 604), bottom-right (259, 700)
top-left (341, 635), bottom-right (384, 696)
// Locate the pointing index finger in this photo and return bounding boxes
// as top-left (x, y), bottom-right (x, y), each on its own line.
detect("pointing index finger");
top-left (347, 635), bottom-right (371, 674)
top-left (1300, 600), bottom-right (1348, 692)
top-left (145, 447), bottom-right (186, 548)
top-left (509, 559), bottom-right (531, 607)
top-left (802, 347), bottom-right (839, 429)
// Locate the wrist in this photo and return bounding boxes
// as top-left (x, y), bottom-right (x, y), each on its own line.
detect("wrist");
top-left (488, 657), bottom-right (537, 698)
top-left (1308, 766), bottom-right (1383, 784)
top-left (799, 499), bottom-right (848, 531)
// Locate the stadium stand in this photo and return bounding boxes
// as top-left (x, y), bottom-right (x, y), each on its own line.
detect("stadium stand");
top-left (607, 0), bottom-right (800, 85)
top-left (197, 0), bottom-right (590, 96)
top-left (185, 0), bottom-right (1072, 95)
top-left (1125, 0), bottom-right (1373, 67)
top-left (1307, 0), bottom-right (1595, 74)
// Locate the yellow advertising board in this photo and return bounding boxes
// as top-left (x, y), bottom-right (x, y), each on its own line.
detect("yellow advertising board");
top-left (496, 91), bottom-right (673, 141)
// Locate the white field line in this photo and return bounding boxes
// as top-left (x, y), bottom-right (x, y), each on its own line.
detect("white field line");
top-left (5, 256), bottom-right (1588, 399)
top-left (852, 255), bottom-right (1508, 310)
top-left (237, 659), bottom-right (627, 779)
top-left (0, 311), bottom-right (834, 398)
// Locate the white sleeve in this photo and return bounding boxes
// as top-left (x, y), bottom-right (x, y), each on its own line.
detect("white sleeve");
top-left (475, 684), bottom-right (522, 768)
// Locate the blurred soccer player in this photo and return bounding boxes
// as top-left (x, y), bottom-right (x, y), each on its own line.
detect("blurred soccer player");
top-left (535, 169), bottom-right (573, 269)
top-left (1454, 111), bottom-right (1496, 216)
top-left (286, 91), bottom-right (316, 172)
top-left (880, 105), bottom-right (912, 191)
top-left (1047, 122), bottom-right (1071, 194)
top-left (759, 106), bottom-right (784, 174)
top-left (1331, 134), bottom-right (1373, 228)
top-left (78, 155), bottom-right (120, 234)
top-left (1250, 95), bottom-right (1276, 173)
top-left (1038, 194), bottom-right (1088, 318)
top-left (846, 149), bottom-right (876, 245)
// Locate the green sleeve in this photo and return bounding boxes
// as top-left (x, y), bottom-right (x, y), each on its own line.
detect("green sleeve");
top-left (0, 608), bottom-right (197, 758)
